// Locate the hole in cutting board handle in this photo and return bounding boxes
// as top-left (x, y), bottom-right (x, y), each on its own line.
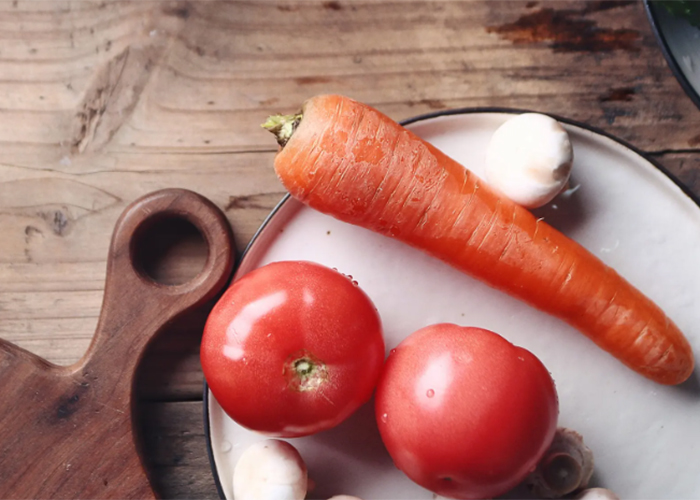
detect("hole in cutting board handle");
top-left (131, 215), bottom-right (208, 286)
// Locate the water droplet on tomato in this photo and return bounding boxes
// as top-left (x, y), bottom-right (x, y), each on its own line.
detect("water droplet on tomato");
top-left (389, 348), bottom-right (396, 355)
top-left (380, 413), bottom-right (388, 423)
top-left (351, 280), bottom-right (358, 286)
top-left (426, 389), bottom-right (435, 398)
top-left (221, 440), bottom-right (232, 453)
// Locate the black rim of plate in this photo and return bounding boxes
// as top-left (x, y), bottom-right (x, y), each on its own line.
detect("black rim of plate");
top-left (644, 0), bottom-right (700, 111)
top-left (202, 107), bottom-right (700, 499)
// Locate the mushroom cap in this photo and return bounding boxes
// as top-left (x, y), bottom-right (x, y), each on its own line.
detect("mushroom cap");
top-left (233, 439), bottom-right (308, 500)
top-left (524, 427), bottom-right (594, 498)
top-left (485, 113), bottom-right (573, 208)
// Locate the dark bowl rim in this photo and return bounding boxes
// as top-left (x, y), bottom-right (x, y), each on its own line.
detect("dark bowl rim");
top-left (202, 106), bottom-right (700, 500)
top-left (644, 0), bottom-right (700, 111)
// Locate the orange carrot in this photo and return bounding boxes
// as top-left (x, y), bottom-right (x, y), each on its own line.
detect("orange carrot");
top-left (262, 94), bottom-right (694, 385)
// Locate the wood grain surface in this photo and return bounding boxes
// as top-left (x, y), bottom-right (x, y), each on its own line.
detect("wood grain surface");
top-left (0, 0), bottom-right (698, 498)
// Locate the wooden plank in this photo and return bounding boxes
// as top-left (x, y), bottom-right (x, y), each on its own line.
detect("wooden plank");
top-left (650, 152), bottom-right (700, 196)
top-left (138, 400), bottom-right (219, 499)
top-left (137, 305), bottom-right (215, 402)
top-left (0, 0), bottom-right (697, 157)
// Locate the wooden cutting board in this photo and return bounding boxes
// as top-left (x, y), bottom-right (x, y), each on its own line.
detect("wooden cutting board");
top-left (0, 189), bottom-right (235, 499)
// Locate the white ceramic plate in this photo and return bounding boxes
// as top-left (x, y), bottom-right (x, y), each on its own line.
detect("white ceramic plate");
top-left (205, 110), bottom-right (700, 500)
top-left (646, 1), bottom-right (700, 109)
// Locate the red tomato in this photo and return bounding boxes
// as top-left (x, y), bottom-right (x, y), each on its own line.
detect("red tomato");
top-left (201, 260), bottom-right (385, 438)
top-left (375, 324), bottom-right (558, 499)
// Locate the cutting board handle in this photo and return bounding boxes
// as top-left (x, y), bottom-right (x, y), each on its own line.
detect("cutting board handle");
top-left (75, 188), bottom-right (235, 385)
top-left (0, 188), bottom-right (235, 499)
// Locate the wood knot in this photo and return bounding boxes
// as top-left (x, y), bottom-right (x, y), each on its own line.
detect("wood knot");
top-left (322, 1), bottom-right (342, 10)
top-left (54, 390), bottom-right (86, 422)
top-left (162, 2), bottom-right (190, 19)
top-left (599, 87), bottom-right (636, 102)
top-left (52, 210), bottom-right (69, 236)
top-left (486, 2), bottom-right (640, 53)
top-left (71, 42), bottom-right (166, 154)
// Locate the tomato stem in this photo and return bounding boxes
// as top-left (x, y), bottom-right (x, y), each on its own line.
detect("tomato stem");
top-left (294, 358), bottom-right (314, 377)
top-left (284, 350), bottom-right (328, 392)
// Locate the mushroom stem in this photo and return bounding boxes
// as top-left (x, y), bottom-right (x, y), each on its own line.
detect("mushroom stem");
top-left (524, 427), bottom-right (594, 498)
top-left (575, 488), bottom-right (620, 500)
top-left (261, 112), bottom-right (303, 147)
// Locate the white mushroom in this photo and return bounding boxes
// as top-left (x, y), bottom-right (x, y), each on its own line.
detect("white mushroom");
top-left (575, 488), bottom-right (620, 500)
top-left (524, 427), bottom-right (594, 498)
top-left (485, 113), bottom-right (573, 208)
top-left (233, 439), bottom-right (308, 500)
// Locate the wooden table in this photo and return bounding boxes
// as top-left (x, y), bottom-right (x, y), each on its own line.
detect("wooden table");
top-left (1, 1), bottom-right (698, 497)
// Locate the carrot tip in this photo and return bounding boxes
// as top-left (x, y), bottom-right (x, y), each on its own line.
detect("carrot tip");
top-left (262, 112), bottom-right (303, 147)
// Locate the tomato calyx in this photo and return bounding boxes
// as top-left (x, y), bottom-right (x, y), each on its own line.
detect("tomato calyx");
top-left (284, 349), bottom-right (328, 392)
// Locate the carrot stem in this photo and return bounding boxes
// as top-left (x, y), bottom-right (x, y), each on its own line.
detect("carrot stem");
top-left (262, 112), bottom-right (303, 147)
